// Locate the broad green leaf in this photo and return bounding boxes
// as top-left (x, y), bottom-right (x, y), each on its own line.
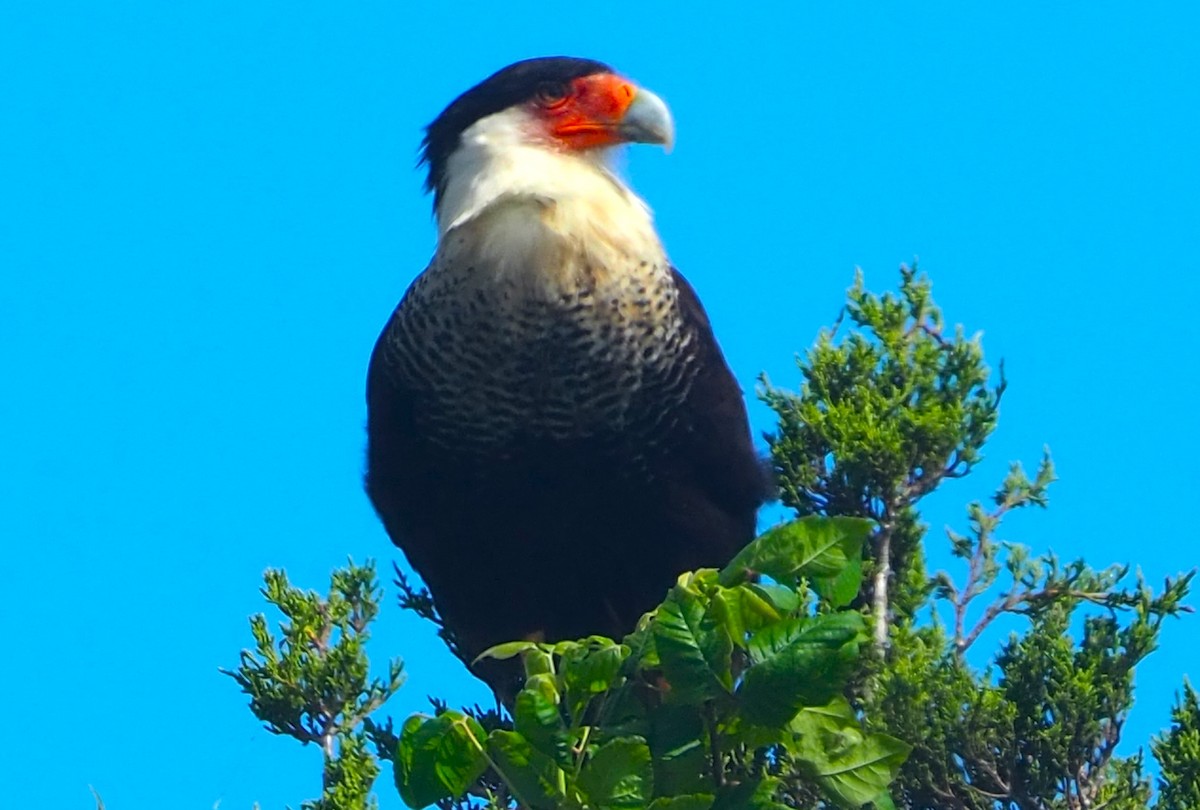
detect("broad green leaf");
top-left (746, 582), bottom-right (801, 614)
top-left (745, 612), bottom-right (865, 665)
top-left (648, 795), bottom-right (714, 810)
top-left (395, 711), bottom-right (488, 809)
top-left (524, 647), bottom-right (555, 678)
top-left (475, 640), bottom-right (542, 663)
top-left (712, 777), bottom-right (789, 810)
top-left (599, 685), bottom-right (651, 740)
top-left (738, 613), bottom-right (864, 726)
top-left (562, 638), bottom-right (627, 720)
top-left (654, 587), bottom-right (734, 704)
top-left (394, 715), bottom-right (424, 799)
top-left (812, 552), bottom-right (863, 609)
top-left (577, 736), bottom-right (653, 808)
top-left (871, 792), bottom-right (900, 810)
top-left (487, 729), bottom-right (566, 810)
top-left (793, 695), bottom-right (857, 723)
top-left (647, 703), bottom-right (707, 795)
top-left (711, 585), bottom-right (782, 645)
top-left (719, 517), bottom-right (872, 597)
top-left (723, 715), bottom-right (791, 750)
top-left (623, 623), bottom-right (659, 670)
top-left (791, 699), bottom-right (911, 809)
top-left (514, 674), bottom-right (571, 766)
top-left (678, 568), bottom-right (722, 590)
top-left (563, 639), bottom-right (626, 695)
top-left (552, 639), bottom-right (583, 656)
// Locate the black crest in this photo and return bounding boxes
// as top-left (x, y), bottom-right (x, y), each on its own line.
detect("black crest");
top-left (420, 56), bottom-right (612, 209)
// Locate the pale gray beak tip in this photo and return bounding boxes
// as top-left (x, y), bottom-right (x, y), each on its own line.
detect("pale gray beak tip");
top-left (620, 88), bottom-right (675, 152)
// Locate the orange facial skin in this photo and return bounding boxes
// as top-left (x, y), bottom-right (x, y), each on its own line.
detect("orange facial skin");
top-left (537, 73), bottom-right (639, 150)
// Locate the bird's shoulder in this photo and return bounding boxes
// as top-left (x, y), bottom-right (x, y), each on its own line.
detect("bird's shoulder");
top-left (659, 265), bottom-right (774, 508)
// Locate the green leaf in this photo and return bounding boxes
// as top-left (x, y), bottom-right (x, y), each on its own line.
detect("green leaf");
top-left (623, 623), bottom-right (660, 670)
top-left (648, 795), bottom-right (715, 810)
top-left (870, 792), bottom-right (899, 810)
top-left (524, 647), bottom-right (556, 679)
top-left (738, 613), bottom-right (864, 726)
top-left (561, 639), bottom-right (627, 720)
top-left (1154, 678), bottom-right (1200, 810)
top-left (647, 703), bottom-right (708, 795)
top-left (719, 517), bottom-right (872, 597)
top-left (475, 640), bottom-right (542, 663)
top-left (712, 777), bottom-right (788, 810)
top-left (552, 639), bottom-right (584, 657)
top-left (577, 736), bottom-right (653, 808)
top-left (487, 729), bottom-right (566, 810)
top-left (811, 552), bottom-right (863, 609)
top-left (563, 639), bottom-right (626, 695)
top-left (654, 587), bottom-right (734, 704)
top-left (514, 674), bottom-right (572, 767)
top-left (746, 582), bottom-right (801, 614)
top-left (790, 699), bottom-right (910, 809)
top-left (597, 680), bottom-right (651, 741)
top-left (711, 585), bottom-right (784, 645)
top-left (395, 711), bottom-right (488, 809)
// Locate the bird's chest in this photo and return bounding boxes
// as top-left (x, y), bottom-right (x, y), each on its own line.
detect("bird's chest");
top-left (386, 254), bottom-right (697, 453)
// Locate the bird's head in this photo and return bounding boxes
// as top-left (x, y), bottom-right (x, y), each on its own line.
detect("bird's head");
top-left (421, 57), bottom-right (674, 225)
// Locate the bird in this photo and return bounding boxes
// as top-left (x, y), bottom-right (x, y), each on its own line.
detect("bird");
top-left (365, 56), bottom-right (768, 695)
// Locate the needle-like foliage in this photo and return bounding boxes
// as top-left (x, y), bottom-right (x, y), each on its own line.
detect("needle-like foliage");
top-left (1153, 681), bottom-right (1200, 810)
top-left (224, 560), bottom-right (404, 810)
top-left (761, 266), bottom-right (1193, 810)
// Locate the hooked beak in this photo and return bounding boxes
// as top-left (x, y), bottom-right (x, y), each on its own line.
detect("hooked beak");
top-left (548, 74), bottom-right (676, 153)
top-left (617, 87), bottom-right (675, 151)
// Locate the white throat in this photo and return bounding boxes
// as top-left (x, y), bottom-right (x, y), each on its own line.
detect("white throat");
top-left (434, 107), bottom-right (662, 254)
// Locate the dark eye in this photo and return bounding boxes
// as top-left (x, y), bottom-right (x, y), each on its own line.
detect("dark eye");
top-left (535, 81), bottom-right (569, 106)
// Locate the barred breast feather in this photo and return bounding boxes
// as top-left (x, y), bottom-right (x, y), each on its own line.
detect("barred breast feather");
top-left (366, 192), bottom-right (767, 694)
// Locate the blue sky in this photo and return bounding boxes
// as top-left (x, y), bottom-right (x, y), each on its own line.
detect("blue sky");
top-left (3, 2), bottom-right (1197, 807)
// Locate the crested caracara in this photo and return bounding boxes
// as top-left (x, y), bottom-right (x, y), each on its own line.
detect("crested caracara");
top-left (366, 56), bottom-right (767, 695)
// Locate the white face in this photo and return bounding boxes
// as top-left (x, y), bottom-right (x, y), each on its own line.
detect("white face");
top-left (437, 105), bottom-right (641, 233)
top-left (431, 103), bottom-right (668, 295)
top-left (431, 72), bottom-right (673, 240)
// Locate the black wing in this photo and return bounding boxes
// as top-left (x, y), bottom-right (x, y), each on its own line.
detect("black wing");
top-left (643, 266), bottom-right (771, 572)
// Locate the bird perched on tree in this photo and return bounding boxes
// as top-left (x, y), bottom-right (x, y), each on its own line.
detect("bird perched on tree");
top-left (365, 56), bottom-right (767, 694)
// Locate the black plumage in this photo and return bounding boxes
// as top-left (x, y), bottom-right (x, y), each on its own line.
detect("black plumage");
top-left (365, 58), bottom-right (767, 694)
